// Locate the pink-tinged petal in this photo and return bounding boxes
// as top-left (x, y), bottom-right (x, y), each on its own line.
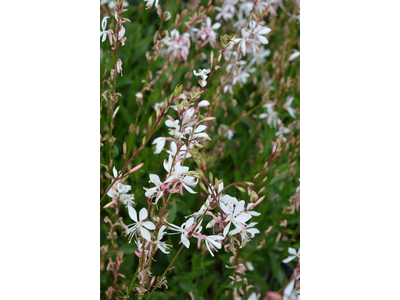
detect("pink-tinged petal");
top-left (128, 206), bottom-right (138, 222)
top-left (142, 221), bottom-right (156, 230)
top-left (140, 227), bottom-right (152, 242)
top-left (198, 100), bottom-right (210, 107)
top-left (149, 174), bottom-right (161, 186)
top-left (139, 207), bottom-right (148, 221)
top-left (181, 235), bottom-right (190, 248)
top-left (186, 217), bottom-right (195, 228)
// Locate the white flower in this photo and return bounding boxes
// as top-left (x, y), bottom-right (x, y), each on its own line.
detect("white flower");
top-left (204, 235), bottom-right (224, 257)
top-left (245, 203), bottom-right (261, 216)
top-left (283, 279), bottom-right (299, 300)
top-left (249, 20), bottom-right (271, 45)
top-left (185, 125), bottom-right (210, 145)
top-left (144, 0), bottom-right (159, 9)
top-left (259, 103), bottom-right (281, 128)
top-left (156, 225), bottom-right (171, 254)
top-left (127, 207), bottom-right (156, 242)
top-left (282, 247), bottom-right (300, 264)
top-left (214, 0), bottom-right (237, 20)
top-left (107, 167), bottom-right (135, 206)
top-left (166, 141), bottom-right (191, 159)
top-left (193, 68), bottom-right (211, 80)
top-left (192, 17), bottom-right (221, 47)
top-left (143, 174), bottom-right (164, 204)
top-left (249, 46), bottom-right (271, 66)
top-left (229, 221), bottom-right (260, 245)
top-left (100, 16), bottom-right (110, 42)
top-left (221, 200), bottom-right (252, 237)
top-left (167, 217), bottom-right (195, 248)
top-left (219, 124), bottom-right (234, 140)
top-left (163, 29), bottom-right (191, 62)
top-left (100, 0), bottom-right (129, 9)
top-left (245, 261), bottom-right (254, 271)
top-left (153, 101), bottom-right (164, 111)
top-left (283, 96), bottom-right (296, 118)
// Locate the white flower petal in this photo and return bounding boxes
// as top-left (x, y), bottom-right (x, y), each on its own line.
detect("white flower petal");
top-left (142, 221), bottom-right (156, 230)
top-left (139, 207), bottom-right (148, 221)
top-left (282, 255), bottom-right (295, 264)
top-left (140, 227), bottom-right (152, 242)
top-left (181, 234), bottom-right (190, 248)
top-left (128, 206), bottom-right (138, 222)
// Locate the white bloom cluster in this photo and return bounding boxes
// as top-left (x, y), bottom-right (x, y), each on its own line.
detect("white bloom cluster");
top-left (106, 167), bottom-right (135, 207)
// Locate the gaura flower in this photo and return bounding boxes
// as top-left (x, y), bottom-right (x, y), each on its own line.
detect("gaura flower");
top-left (156, 225), bottom-right (171, 254)
top-left (282, 247), bottom-right (300, 264)
top-left (100, 16), bottom-right (110, 42)
top-left (127, 206), bottom-right (156, 242)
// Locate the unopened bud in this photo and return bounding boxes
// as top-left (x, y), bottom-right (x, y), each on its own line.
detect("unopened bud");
top-left (199, 181), bottom-right (208, 193)
top-left (250, 190), bottom-right (258, 202)
top-left (236, 185), bottom-right (246, 193)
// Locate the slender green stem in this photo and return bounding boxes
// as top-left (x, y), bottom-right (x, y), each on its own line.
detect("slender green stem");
top-left (145, 244), bottom-right (185, 300)
top-left (126, 263), bottom-right (140, 298)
